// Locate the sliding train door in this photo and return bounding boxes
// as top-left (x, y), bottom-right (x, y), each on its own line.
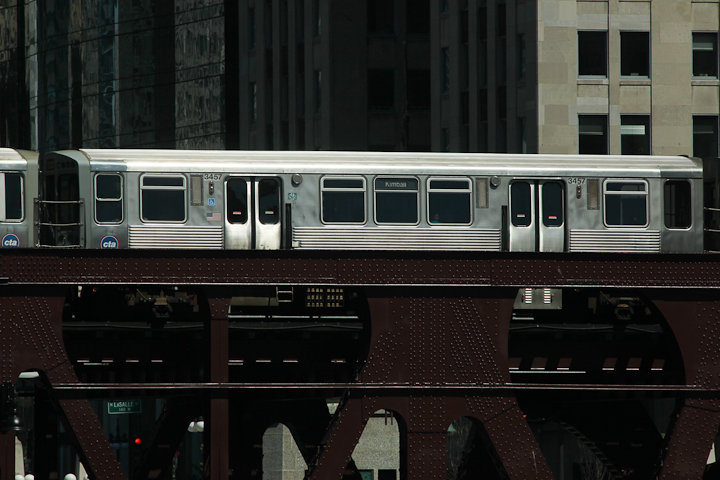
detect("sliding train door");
top-left (508, 180), bottom-right (565, 252)
top-left (224, 177), bottom-right (281, 249)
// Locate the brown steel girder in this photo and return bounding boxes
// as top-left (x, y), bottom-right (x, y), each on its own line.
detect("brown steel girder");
top-left (1, 252), bottom-right (720, 479)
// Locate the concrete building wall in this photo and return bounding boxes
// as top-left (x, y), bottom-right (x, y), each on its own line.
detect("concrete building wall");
top-left (537, 0), bottom-right (720, 156)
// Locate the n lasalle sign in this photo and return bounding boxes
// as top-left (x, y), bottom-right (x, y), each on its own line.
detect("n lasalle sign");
top-left (108, 400), bottom-right (142, 414)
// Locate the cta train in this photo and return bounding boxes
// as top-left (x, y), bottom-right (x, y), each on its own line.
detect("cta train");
top-left (0, 147), bottom-right (716, 253)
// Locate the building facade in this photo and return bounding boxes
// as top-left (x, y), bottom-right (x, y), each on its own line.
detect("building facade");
top-left (0, 0), bottom-right (718, 155)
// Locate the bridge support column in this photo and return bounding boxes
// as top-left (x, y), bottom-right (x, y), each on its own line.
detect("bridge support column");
top-left (205, 292), bottom-right (232, 480)
top-left (649, 291), bottom-right (720, 479)
top-left (309, 289), bottom-right (552, 479)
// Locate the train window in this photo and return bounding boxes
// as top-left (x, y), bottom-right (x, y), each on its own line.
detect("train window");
top-left (511, 181), bottom-right (531, 227)
top-left (95, 174), bottom-right (123, 224)
top-left (603, 180), bottom-right (648, 227)
top-left (140, 175), bottom-right (187, 222)
top-left (427, 178), bottom-right (472, 224)
top-left (374, 177), bottom-right (419, 225)
top-left (258, 178), bottom-right (280, 225)
top-left (542, 182), bottom-right (564, 227)
top-left (0, 173), bottom-right (23, 222)
top-left (664, 180), bottom-right (692, 229)
top-left (226, 178), bottom-right (248, 224)
top-left (321, 176), bottom-right (366, 224)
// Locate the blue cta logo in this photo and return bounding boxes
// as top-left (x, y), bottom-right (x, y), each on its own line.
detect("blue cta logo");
top-left (101, 235), bottom-right (119, 249)
top-left (2, 233), bottom-right (19, 247)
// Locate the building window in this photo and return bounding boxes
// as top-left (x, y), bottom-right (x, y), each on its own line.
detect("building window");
top-left (374, 177), bottom-right (419, 225)
top-left (407, 0), bottom-right (429, 35)
top-left (368, 0), bottom-right (394, 34)
top-left (578, 31), bottom-right (607, 77)
top-left (140, 175), bottom-right (187, 223)
top-left (441, 128), bottom-right (450, 152)
top-left (620, 31), bottom-right (650, 78)
top-left (517, 117), bottom-right (526, 153)
top-left (95, 173), bottom-right (123, 224)
top-left (249, 7), bottom-right (256, 50)
top-left (441, 48), bottom-right (450, 93)
top-left (321, 177), bottom-right (366, 224)
top-left (664, 180), bottom-right (692, 229)
top-left (427, 178), bottom-right (472, 224)
top-left (603, 180), bottom-right (648, 227)
top-left (579, 115), bottom-right (608, 154)
top-left (693, 115), bottom-right (719, 158)
top-left (368, 69), bottom-right (395, 110)
top-left (693, 32), bottom-right (719, 78)
top-left (620, 115), bottom-right (650, 155)
top-left (407, 69), bottom-right (430, 110)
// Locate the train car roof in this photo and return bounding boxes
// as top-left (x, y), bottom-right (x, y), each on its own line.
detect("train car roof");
top-left (51, 149), bottom-right (703, 178)
top-left (0, 148), bottom-right (37, 170)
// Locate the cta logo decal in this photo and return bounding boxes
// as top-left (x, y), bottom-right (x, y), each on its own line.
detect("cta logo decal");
top-left (2, 234), bottom-right (19, 247)
top-left (101, 235), bottom-right (119, 249)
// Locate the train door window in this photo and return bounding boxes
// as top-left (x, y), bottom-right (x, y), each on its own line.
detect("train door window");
top-left (374, 177), bottom-right (419, 224)
top-left (95, 174), bottom-right (123, 224)
top-left (321, 177), bottom-right (366, 224)
top-left (140, 175), bottom-right (187, 222)
top-left (603, 180), bottom-right (648, 227)
top-left (427, 178), bottom-right (472, 224)
top-left (226, 178), bottom-right (248, 224)
top-left (258, 178), bottom-right (280, 225)
top-left (510, 181), bottom-right (531, 227)
top-left (0, 173), bottom-right (23, 221)
top-left (542, 182), bottom-right (564, 227)
top-left (664, 180), bottom-right (692, 229)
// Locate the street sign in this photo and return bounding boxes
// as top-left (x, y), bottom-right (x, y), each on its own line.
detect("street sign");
top-left (108, 400), bottom-right (142, 414)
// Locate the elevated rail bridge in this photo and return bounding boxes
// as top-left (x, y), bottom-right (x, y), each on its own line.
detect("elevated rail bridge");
top-left (1, 249), bottom-right (720, 480)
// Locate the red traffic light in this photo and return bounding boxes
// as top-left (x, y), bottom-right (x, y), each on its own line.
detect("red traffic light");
top-left (134, 438), bottom-right (142, 445)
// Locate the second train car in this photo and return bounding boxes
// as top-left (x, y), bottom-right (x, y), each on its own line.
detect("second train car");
top-left (31, 149), bottom-right (705, 253)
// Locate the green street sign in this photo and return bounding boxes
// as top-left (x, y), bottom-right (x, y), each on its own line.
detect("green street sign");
top-left (108, 400), bottom-right (142, 414)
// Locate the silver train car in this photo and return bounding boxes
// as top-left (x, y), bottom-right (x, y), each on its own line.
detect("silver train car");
top-left (31, 149), bottom-right (704, 253)
top-left (0, 148), bottom-right (39, 249)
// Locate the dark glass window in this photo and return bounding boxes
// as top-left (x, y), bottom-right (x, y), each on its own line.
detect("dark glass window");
top-left (511, 181), bottom-right (531, 227)
top-left (368, 0), bottom-right (394, 34)
top-left (95, 174), bottom-right (123, 223)
top-left (428, 178), bottom-right (471, 224)
top-left (693, 32), bottom-right (718, 78)
top-left (226, 178), bottom-right (248, 224)
top-left (368, 69), bottom-right (395, 110)
top-left (664, 180), bottom-right (692, 229)
top-left (621, 31), bottom-right (650, 77)
top-left (542, 182), bottom-right (563, 227)
top-left (3, 173), bottom-right (22, 221)
top-left (694, 116), bottom-right (719, 158)
top-left (322, 177), bottom-right (366, 224)
top-left (407, 0), bottom-right (429, 35)
top-left (579, 115), bottom-right (608, 154)
top-left (621, 115), bottom-right (650, 155)
top-left (375, 177), bottom-right (418, 224)
top-left (141, 175), bottom-right (186, 222)
top-left (258, 178), bottom-right (280, 225)
top-left (604, 181), bottom-right (648, 227)
top-left (407, 69), bottom-right (430, 110)
top-left (578, 31), bottom-right (607, 77)
top-left (441, 48), bottom-right (450, 93)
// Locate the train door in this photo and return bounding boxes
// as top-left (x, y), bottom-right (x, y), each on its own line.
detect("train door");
top-left (508, 180), bottom-right (565, 252)
top-left (224, 177), bottom-right (281, 249)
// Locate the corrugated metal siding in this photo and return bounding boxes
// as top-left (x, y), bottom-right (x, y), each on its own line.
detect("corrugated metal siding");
top-left (129, 225), bottom-right (223, 249)
top-left (569, 229), bottom-right (661, 253)
top-left (293, 227), bottom-right (502, 250)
